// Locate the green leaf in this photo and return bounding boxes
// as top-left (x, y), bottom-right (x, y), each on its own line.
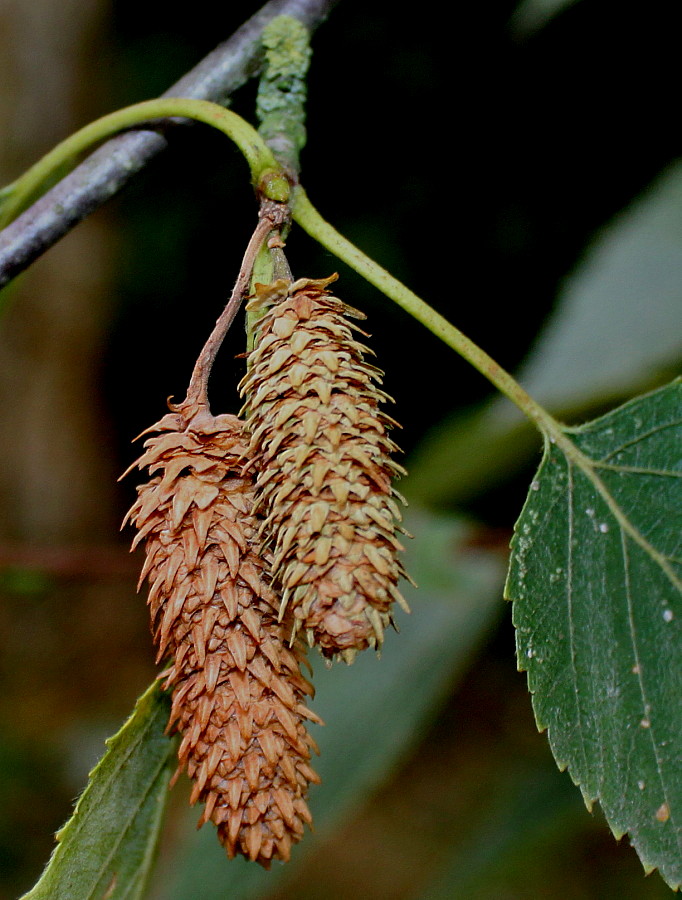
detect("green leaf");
top-left (421, 762), bottom-right (586, 900)
top-left (507, 379), bottom-right (682, 887)
top-left (407, 163), bottom-right (682, 506)
top-left (517, 165), bottom-right (682, 412)
top-left (154, 510), bottom-right (506, 900)
top-left (22, 681), bottom-right (174, 900)
top-left (422, 759), bottom-right (673, 899)
top-left (509, 0), bottom-right (581, 36)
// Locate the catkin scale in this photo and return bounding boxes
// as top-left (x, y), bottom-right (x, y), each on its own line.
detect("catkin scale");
top-left (124, 402), bottom-right (320, 867)
top-left (240, 276), bottom-right (410, 663)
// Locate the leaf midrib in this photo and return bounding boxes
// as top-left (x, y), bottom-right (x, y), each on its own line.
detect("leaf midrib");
top-left (86, 748), bottom-right (171, 900)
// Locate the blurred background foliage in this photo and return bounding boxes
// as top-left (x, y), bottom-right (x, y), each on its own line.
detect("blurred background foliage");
top-left (0, 0), bottom-right (680, 897)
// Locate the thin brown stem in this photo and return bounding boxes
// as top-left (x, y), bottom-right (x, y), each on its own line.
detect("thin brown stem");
top-left (180, 201), bottom-right (289, 411)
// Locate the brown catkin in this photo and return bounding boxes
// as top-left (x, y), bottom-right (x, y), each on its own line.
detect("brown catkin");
top-left (239, 276), bottom-right (410, 664)
top-left (123, 402), bottom-right (320, 867)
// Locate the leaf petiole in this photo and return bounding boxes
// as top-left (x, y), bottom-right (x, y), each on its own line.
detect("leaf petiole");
top-left (291, 189), bottom-right (682, 587)
top-left (291, 186), bottom-right (562, 442)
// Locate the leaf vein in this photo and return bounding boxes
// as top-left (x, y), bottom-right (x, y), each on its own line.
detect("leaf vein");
top-left (598, 419), bottom-right (682, 463)
top-left (566, 462), bottom-right (590, 783)
top-left (561, 442), bottom-right (682, 596)
top-left (593, 462), bottom-right (682, 479)
top-left (85, 750), bottom-right (171, 900)
top-left (621, 531), bottom-right (682, 852)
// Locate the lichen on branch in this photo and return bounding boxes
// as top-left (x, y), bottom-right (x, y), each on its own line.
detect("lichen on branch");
top-left (256, 15), bottom-right (312, 175)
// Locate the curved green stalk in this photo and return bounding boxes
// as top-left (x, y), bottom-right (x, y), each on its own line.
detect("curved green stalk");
top-left (0, 99), bottom-right (289, 229)
top-left (293, 187), bottom-right (678, 581)
top-left (291, 186), bottom-right (563, 441)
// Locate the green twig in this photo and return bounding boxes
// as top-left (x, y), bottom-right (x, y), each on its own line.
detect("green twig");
top-left (246, 15), bottom-right (309, 346)
top-left (291, 186), bottom-right (562, 440)
top-left (0, 99), bottom-right (289, 229)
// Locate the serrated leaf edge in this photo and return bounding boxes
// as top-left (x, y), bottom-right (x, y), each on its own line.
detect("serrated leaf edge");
top-left (507, 379), bottom-right (682, 890)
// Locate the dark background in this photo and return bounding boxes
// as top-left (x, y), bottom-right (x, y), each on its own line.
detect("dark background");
top-left (0, 1), bottom-right (679, 897)
top-left (103, 0), bottom-right (680, 520)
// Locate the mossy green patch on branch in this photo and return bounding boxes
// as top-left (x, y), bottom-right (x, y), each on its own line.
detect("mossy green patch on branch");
top-left (256, 15), bottom-right (312, 173)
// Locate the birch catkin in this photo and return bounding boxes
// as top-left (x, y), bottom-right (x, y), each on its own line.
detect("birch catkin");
top-left (124, 402), bottom-right (320, 866)
top-left (240, 276), bottom-right (410, 663)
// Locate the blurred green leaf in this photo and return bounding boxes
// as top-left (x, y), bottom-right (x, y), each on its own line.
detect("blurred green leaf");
top-left (0, 277), bottom-right (22, 319)
top-left (0, 566), bottom-right (52, 595)
top-left (422, 759), bottom-right (672, 899)
top-left (421, 763), bottom-right (585, 899)
top-left (153, 510), bottom-right (506, 900)
top-left (407, 163), bottom-right (682, 506)
top-left (508, 379), bottom-right (682, 888)
top-left (21, 681), bottom-right (174, 900)
top-left (510, 0), bottom-right (582, 36)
